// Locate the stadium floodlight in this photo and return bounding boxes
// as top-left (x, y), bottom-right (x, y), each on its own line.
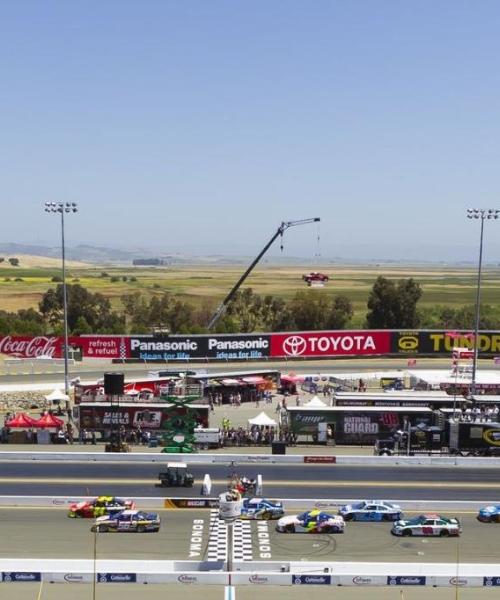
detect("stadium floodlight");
top-left (466, 208), bottom-right (499, 395)
top-left (44, 201), bottom-right (79, 394)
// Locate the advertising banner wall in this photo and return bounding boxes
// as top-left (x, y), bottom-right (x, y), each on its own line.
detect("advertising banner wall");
top-left (128, 335), bottom-right (271, 361)
top-left (78, 404), bottom-right (209, 431)
top-left (270, 331), bottom-right (391, 358)
top-left (289, 409), bottom-right (432, 444)
top-left (69, 336), bottom-right (128, 359)
top-left (391, 331), bottom-right (500, 357)
top-left (0, 330), bottom-right (499, 360)
top-left (0, 336), bottom-right (63, 359)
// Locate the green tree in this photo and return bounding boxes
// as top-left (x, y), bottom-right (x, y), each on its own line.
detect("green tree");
top-left (366, 276), bottom-right (422, 328)
top-left (326, 295), bottom-right (354, 329)
top-left (287, 291), bottom-right (331, 330)
top-left (39, 284), bottom-right (125, 334)
top-left (168, 300), bottom-right (195, 333)
top-left (73, 316), bottom-right (92, 335)
top-left (225, 289), bottom-right (263, 332)
top-left (396, 278), bottom-right (422, 327)
top-left (122, 292), bottom-right (150, 332)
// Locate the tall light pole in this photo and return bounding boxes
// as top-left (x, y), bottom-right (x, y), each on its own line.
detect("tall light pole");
top-left (466, 208), bottom-right (499, 396)
top-left (44, 202), bottom-right (78, 395)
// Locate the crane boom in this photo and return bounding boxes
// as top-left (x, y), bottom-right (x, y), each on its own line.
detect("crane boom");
top-left (207, 217), bottom-right (320, 330)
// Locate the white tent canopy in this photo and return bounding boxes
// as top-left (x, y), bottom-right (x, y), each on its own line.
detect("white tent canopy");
top-left (304, 395), bottom-right (327, 407)
top-left (44, 389), bottom-right (70, 402)
top-left (248, 411), bottom-right (277, 427)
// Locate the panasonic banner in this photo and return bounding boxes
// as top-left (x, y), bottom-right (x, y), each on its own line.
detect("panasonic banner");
top-left (129, 335), bottom-right (271, 361)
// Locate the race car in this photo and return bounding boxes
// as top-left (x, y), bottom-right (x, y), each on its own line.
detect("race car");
top-left (91, 510), bottom-right (161, 533)
top-left (339, 500), bottom-right (402, 522)
top-left (276, 509), bottom-right (345, 534)
top-left (391, 514), bottom-right (461, 537)
top-left (68, 496), bottom-right (135, 518)
top-left (240, 498), bottom-right (285, 520)
top-left (477, 505), bottom-right (500, 522)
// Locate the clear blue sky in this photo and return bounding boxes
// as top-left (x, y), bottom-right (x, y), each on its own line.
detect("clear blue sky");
top-left (1, 1), bottom-right (500, 261)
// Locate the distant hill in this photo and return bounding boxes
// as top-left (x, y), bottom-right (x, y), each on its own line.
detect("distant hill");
top-left (0, 243), bottom-right (135, 264)
top-left (0, 254), bottom-right (88, 268)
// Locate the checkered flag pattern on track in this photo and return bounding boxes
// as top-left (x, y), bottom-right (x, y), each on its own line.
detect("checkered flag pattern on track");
top-left (207, 510), bottom-right (228, 561)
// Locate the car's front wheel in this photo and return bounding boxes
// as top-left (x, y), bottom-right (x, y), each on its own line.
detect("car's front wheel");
top-left (402, 529), bottom-right (412, 537)
top-left (97, 525), bottom-right (108, 533)
top-left (327, 525), bottom-right (341, 534)
top-left (439, 530), bottom-right (449, 537)
top-left (284, 524), bottom-right (295, 533)
top-left (137, 525), bottom-right (146, 533)
top-left (343, 514), bottom-right (353, 521)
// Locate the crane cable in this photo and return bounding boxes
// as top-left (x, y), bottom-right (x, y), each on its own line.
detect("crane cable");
top-left (315, 220), bottom-right (321, 258)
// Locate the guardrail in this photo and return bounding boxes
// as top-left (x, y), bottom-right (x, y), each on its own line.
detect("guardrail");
top-left (1, 558), bottom-right (499, 586)
top-left (2, 450), bottom-right (500, 467)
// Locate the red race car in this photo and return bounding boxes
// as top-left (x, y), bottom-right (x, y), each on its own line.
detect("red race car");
top-left (68, 496), bottom-right (135, 518)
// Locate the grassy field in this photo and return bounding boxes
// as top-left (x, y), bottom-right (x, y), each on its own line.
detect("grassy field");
top-left (1, 260), bottom-right (499, 326)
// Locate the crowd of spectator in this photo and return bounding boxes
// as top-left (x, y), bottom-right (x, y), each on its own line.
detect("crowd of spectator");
top-left (454, 403), bottom-right (500, 422)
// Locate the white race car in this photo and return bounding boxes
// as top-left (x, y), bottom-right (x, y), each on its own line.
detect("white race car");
top-left (391, 514), bottom-right (461, 537)
top-left (339, 500), bottom-right (402, 522)
top-left (276, 509), bottom-right (345, 534)
top-left (91, 510), bottom-right (161, 533)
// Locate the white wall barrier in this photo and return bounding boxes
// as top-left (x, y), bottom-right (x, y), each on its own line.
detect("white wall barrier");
top-left (2, 450), bottom-right (500, 467)
top-left (0, 495), bottom-right (485, 512)
top-left (1, 569), bottom-right (499, 586)
top-left (201, 474), bottom-right (212, 496)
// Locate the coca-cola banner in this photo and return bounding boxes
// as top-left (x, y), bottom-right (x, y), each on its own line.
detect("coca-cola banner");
top-left (0, 335), bottom-right (128, 360)
top-left (0, 336), bottom-right (63, 359)
top-left (270, 331), bottom-right (391, 358)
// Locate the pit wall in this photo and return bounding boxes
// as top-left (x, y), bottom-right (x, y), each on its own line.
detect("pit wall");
top-left (1, 451), bottom-right (500, 467)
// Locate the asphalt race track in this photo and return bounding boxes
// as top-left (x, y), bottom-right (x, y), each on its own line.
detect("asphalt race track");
top-left (1, 461), bottom-right (500, 501)
top-left (0, 507), bottom-right (496, 564)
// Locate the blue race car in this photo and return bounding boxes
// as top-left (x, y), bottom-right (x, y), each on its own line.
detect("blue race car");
top-left (478, 505), bottom-right (500, 523)
top-left (240, 498), bottom-right (285, 520)
top-left (339, 500), bottom-right (402, 522)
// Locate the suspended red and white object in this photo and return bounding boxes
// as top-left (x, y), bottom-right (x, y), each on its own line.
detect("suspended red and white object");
top-left (302, 272), bottom-right (329, 288)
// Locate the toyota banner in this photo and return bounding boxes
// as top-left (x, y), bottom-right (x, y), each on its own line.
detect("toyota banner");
top-left (270, 331), bottom-right (391, 358)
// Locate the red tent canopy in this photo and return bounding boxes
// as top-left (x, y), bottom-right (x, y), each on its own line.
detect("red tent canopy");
top-left (36, 413), bottom-right (64, 429)
top-left (5, 413), bottom-right (39, 428)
